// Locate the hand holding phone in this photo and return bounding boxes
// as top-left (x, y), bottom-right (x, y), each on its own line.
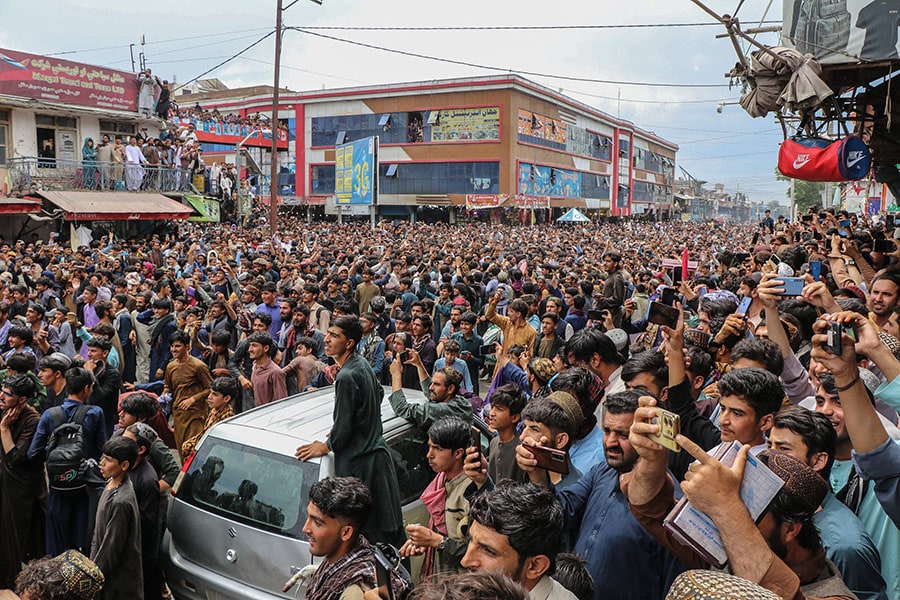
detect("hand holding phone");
top-left (470, 426), bottom-right (482, 454)
top-left (479, 343), bottom-right (497, 356)
top-left (648, 302), bottom-right (679, 328)
top-left (647, 407), bottom-right (681, 452)
top-left (528, 444), bottom-right (570, 475)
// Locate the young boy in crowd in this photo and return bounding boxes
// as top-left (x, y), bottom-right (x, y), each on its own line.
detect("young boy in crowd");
top-left (181, 376), bottom-right (238, 457)
top-left (518, 392), bottom-right (583, 489)
top-left (91, 435), bottom-right (144, 600)
top-left (486, 383), bottom-right (528, 483)
top-left (400, 417), bottom-right (471, 577)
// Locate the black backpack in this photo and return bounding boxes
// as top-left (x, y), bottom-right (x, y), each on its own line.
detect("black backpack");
top-left (46, 404), bottom-right (93, 494)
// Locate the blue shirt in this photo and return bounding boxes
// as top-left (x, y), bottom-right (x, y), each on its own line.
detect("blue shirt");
top-left (569, 425), bottom-right (605, 474)
top-left (434, 357), bottom-right (473, 393)
top-left (27, 399), bottom-right (108, 463)
top-left (831, 456), bottom-right (900, 600)
top-left (556, 462), bottom-right (686, 600)
top-left (854, 439), bottom-right (900, 531)
top-left (255, 301), bottom-right (282, 339)
top-left (815, 492), bottom-right (887, 600)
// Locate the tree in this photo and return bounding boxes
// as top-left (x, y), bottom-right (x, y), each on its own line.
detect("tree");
top-left (775, 168), bottom-right (828, 214)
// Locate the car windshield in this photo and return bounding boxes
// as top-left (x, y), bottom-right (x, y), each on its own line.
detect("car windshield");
top-left (177, 437), bottom-right (318, 540)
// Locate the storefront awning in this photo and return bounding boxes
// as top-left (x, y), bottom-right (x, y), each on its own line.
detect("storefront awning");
top-left (35, 191), bottom-right (194, 221)
top-left (0, 197), bottom-right (42, 214)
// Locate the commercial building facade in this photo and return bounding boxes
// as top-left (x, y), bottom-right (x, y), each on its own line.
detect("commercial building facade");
top-left (185, 74), bottom-right (678, 221)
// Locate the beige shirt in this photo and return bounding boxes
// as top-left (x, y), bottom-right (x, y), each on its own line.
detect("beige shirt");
top-left (529, 575), bottom-right (578, 600)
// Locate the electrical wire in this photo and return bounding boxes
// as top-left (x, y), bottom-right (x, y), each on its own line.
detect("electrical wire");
top-left (561, 88), bottom-right (736, 105)
top-left (172, 30), bottom-right (275, 93)
top-left (287, 28), bottom-right (729, 88)
top-left (678, 150), bottom-right (773, 160)
top-left (103, 31), bottom-right (275, 67)
top-left (46, 28), bottom-right (273, 57)
top-left (297, 22), bottom-right (779, 31)
top-left (238, 56), bottom-right (370, 84)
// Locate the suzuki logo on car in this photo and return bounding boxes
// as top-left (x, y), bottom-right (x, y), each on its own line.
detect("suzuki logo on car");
top-left (228, 527), bottom-right (237, 538)
top-left (793, 154), bottom-right (811, 170)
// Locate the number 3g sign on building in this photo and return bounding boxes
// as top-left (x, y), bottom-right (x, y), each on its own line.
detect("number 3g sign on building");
top-left (335, 136), bottom-right (378, 206)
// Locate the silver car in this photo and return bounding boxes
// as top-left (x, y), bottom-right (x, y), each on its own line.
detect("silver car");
top-left (161, 385), bottom-right (457, 599)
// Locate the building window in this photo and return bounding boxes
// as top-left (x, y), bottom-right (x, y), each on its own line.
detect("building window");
top-left (98, 120), bottom-right (136, 141)
top-left (312, 114), bottom-right (408, 147)
top-left (312, 161), bottom-right (500, 195)
top-left (0, 109), bottom-right (9, 165)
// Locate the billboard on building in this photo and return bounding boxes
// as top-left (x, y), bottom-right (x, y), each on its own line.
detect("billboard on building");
top-left (427, 106), bottom-right (500, 142)
top-left (335, 136), bottom-right (377, 205)
top-left (517, 109), bottom-right (567, 150)
top-left (0, 47), bottom-right (139, 111)
top-left (782, 0), bottom-right (900, 64)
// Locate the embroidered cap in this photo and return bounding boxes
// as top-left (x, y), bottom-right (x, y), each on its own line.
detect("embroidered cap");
top-left (55, 550), bottom-right (105, 600)
top-left (666, 570), bottom-right (779, 599)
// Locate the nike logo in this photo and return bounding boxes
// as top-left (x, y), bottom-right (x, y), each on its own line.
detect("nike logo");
top-left (793, 155), bottom-right (811, 169)
top-left (846, 152), bottom-right (867, 169)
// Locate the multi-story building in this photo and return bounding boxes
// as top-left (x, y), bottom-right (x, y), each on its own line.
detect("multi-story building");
top-left (0, 45), bottom-right (678, 236)
top-left (0, 47), bottom-right (198, 240)
top-left (185, 74), bottom-right (678, 222)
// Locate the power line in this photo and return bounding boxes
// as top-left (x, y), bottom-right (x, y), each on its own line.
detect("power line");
top-left (298, 22), bottom-right (779, 31)
top-left (45, 28), bottom-right (273, 57)
top-left (238, 56), bottom-right (370, 84)
top-left (287, 28), bottom-right (729, 88)
top-left (173, 31), bottom-right (275, 93)
top-left (104, 31), bottom-right (274, 67)
top-left (678, 150), bottom-right (773, 160)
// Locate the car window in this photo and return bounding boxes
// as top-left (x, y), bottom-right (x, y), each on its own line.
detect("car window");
top-left (387, 427), bottom-right (432, 505)
top-left (176, 437), bottom-right (318, 540)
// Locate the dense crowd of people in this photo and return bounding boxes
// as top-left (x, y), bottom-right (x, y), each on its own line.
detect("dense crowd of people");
top-left (1, 207), bottom-right (900, 599)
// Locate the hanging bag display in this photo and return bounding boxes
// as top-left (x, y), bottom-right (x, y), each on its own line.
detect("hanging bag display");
top-left (778, 135), bottom-right (871, 181)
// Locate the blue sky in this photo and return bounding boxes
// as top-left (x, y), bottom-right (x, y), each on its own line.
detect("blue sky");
top-left (0, 0), bottom-right (789, 206)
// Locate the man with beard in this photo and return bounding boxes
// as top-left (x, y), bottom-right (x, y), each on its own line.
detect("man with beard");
top-left (627, 399), bottom-right (856, 600)
top-left (517, 390), bottom-right (685, 600)
top-left (296, 316), bottom-right (405, 548)
top-left (131, 292), bottom-right (152, 384)
top-left (164, 330), bottom-right (210, 459)
top-left (389, 348), bottom-right (472, 429)
top-left (867, 271), bottom-right (900, 329)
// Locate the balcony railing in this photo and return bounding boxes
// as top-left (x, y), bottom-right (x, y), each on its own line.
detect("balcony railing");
top-left (6, 157), bottom-right (198, 194)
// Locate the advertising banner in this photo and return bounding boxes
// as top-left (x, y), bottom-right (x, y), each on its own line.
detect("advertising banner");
top-left (517, 109), bottom-right (568, 149)
top-left (335, 136), bottom-right (377, 205)
top-left (466, 194), bottom-right (503, 208)
top-left (0, 47), bottom-right (138, 111)
top-left (427, 106), bottom-right (500, 142)
top-left (782, 0), bottom-right (900, 64)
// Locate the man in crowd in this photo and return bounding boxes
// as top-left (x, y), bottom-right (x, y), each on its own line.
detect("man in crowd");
top-left (389, 348), bottom-right (473, 428)
top-left (303, 477), bottom-right (409, 600)
top-left (517, 390), bottom-right (685, 598)
top-left (462, 482), bottom-right (577, 600)
top-left (164, 330), bottom-right (211, 459)
top-left (0, 374), bottom-right (45, 587)
top-left (248, 331), bottom-right (287, 406)
top-left (28, 367), bottom-right (107, 555)
top-left (296, 316), bottom-right (405, 547)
